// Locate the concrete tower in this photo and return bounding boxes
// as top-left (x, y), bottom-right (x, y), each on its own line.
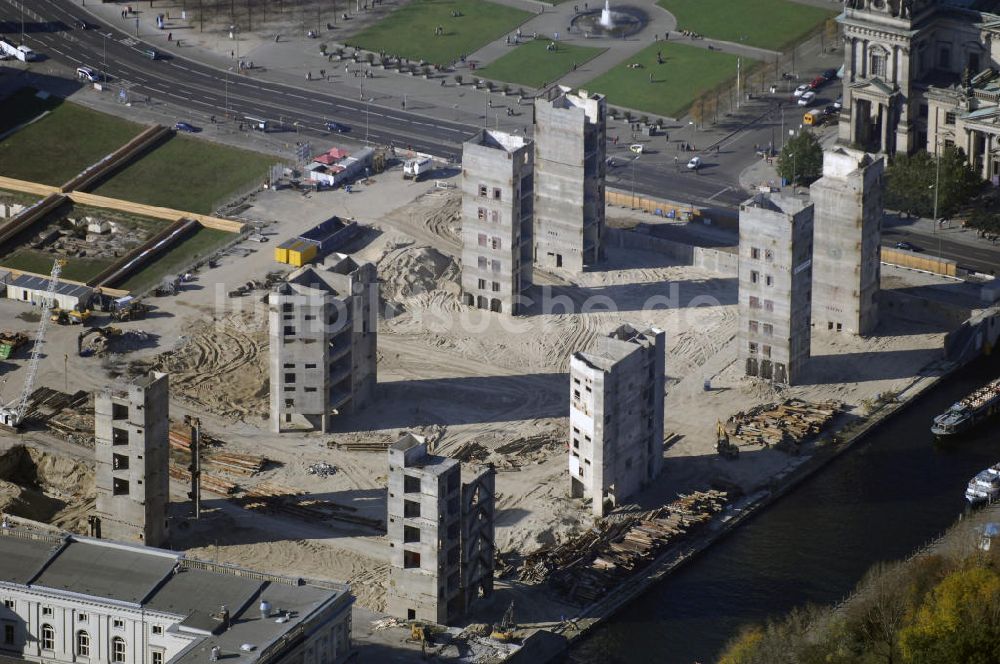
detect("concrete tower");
top-left (569, 324), bottom-right (665, 517)
top-left (810, 148), bottom-right (883, 336)
top-left (533, 87), bottom-right (606, 273)
top-left (386, 434), bottom-right (495, 625)
top-left (738, 193), bottom-right (814, 385)
top-left (269, 254), bottom-right (377, 433)
top-left (94, 371), bottom-right (170, 547)
top-left (461, 129), bottom-right (534, 315)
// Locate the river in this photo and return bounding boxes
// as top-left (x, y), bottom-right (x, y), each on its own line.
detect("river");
top-left (568, 353), bottom-right (1000, 664)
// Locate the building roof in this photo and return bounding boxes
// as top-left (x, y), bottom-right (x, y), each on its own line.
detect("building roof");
top-left (32, 539), bottom-right (177, 604)
top-left (8, 274), bottom-right (92, 301)
top-left (0, 533), bottom-right (58, 585)
top-left (0, 530), bottom-right (351, 664)
top-left (574, 324), bottom-right (661, 371)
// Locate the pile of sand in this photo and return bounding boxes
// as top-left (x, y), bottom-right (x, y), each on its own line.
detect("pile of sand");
top-left (377, 243), bottom-right (460, 304)
top-left (133, 313), bottom-right (269, 422)
top-left (0, 445), bottom-right (94, 532)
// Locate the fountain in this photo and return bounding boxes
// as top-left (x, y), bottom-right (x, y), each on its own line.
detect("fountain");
top-left (599, 0), bottom-right (614, 28)
top-left (571, 2), bottom-right (646, 38)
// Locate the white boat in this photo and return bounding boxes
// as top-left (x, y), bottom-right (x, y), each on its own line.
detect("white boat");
top-left (965, 463), bottom-right (1000, 505)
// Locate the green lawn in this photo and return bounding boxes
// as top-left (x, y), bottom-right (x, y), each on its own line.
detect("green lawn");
top-left (351, 0), bottom-right (532, 66)
top-left (0, 88), bottom-right (61, 136)
top-left (585, 42), bottom-right (747, 118)
top-left (0, 101), bottom-right (143, 186)
top-left (1, 249), bottom-right (113, 283)
top-left (478, 40), bottom-right (605, 89)
top-left (658, 0), bottom-right (835, 50)
top-left (119, 227), bottom-right (233, 293)
top-left (93, 135), bottom-right (276, 215)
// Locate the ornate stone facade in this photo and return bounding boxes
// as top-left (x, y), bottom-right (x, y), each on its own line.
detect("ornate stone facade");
top-left (838, 0), bottom-right (1000, 183)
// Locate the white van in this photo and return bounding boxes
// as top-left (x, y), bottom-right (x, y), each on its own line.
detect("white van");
top-left (76, 66), bottom-right (100, 82)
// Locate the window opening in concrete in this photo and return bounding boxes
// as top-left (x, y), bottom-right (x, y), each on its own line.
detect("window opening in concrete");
top-left (112, 428), bottom-right (128, 446)
top-left (404, 525), bottom-right (420, 543)
top-left (403, 499), bottom-right (420, 518)
top-left (403, 550), bottom-right (421, 568)
top-left (112, 454), bottom-right (129, 471)
top-left (404, 475), bottom-right (421, 493)
top-left (113, 478), bottom-right (129, 496)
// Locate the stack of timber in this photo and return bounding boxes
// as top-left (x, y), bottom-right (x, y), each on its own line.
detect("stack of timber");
top-left (18, 387), bottom-right (95, 447)
top-left (168, 463), bottom-right (239, 495)
top-left (723, 398), bottom-right (841, 449)
top-left (517, 490), bottom-right (728, 604)
top-left (238, 492), bottom-right (383, 530)
top-left (168, 426), bottom-right (267, 475)
top-left (204, 451), bottom-right (266, 476)
top-left (328, 438), bottom-right (394, 452)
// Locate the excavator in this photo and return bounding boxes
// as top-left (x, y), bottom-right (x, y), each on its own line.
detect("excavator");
top-left (490, 601), bottom-right (517, 642)
top-left (716, 421), bottom-right (739, 459)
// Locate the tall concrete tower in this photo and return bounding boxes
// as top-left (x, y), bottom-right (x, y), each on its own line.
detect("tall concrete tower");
top-left (810, 148), bottom-right (883, 336)
top-left (533, 87), bottom-right (606, 273)
top-left (94, 371), bottom-right (170, 547)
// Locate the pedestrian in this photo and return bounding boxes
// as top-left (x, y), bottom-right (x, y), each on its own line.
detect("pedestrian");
top-left (231, 50), bottom-right (235, 59)
top-left (649, 73), bottom-right (653, 83)
top-left (168, 32), bottom-right (172, 41)
top-left (664, 32), bottom-right (669, 40)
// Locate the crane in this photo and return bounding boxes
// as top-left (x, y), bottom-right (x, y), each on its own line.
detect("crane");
top-left (0, 260), bottom-right (64, 430)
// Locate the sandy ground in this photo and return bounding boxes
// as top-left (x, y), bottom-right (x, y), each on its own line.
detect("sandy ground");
top-left (0, 165), bottom-right (959, 634)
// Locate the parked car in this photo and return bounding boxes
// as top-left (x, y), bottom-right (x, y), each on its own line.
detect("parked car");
top-left (247, 233), bottom-right (269, 243)
top-left (687, 156), bottom-right (702, 170)
top-left (809, 75), bottom-right (826, 90)
top-left (793, 83), bottom-right (810, 97)
top-left (822, 68), bottom-right (838, 80)
top-left (174, 121), bottom-right (200, 133)
top-left (895, 241), bottom-right (922, 252)
top-left (824, 104), bottom-right (838, 116)
top-left (76, 66), bottom-right (100, 82)
top-left (797, 91), bottom-right (816, 106)
top-left (834, 95), bottom-right (843, 109)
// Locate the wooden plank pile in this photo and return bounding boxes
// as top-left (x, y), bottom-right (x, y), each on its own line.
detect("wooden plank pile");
top-left (168, 463), bottom-right (238, 495)
top-left (517, 490), bottom-right (728, 604)
top-left (723, 398), bottom-right (841, 449)
top-left (205, 451), bottom-right (266, 476)
top-left (239, 494), bottom-right (384, 530)
top-left (329, 438), bottom-right (394, 452)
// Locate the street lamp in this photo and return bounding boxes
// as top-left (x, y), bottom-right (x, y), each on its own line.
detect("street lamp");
top-left (225, 66), bottom-right (233, 119)
top-left (631, 155), bottom-right (640, 209)
top-left (365, 97), bottom-right (373, 143)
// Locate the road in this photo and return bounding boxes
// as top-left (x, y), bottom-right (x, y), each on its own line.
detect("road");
top-left (3, 0), bottom-right (999, 273)
top-left (883, 226), bottom-right (999, 275)
top-left (1, 0), bottom-right (763, 208)
top-left (0, 0), bottom-right (477, 157)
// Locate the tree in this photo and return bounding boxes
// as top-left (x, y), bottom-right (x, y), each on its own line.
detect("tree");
top-left (886, 146), bottom-right (982, 218)
top-left (689, 98), bottom-right (706, 129)
top-left (777, 130), bottom-right (822, 185)
top-left (898, 566), bottom-right (1000, 664)
top-left (846, 562), bottom-right (907, 664)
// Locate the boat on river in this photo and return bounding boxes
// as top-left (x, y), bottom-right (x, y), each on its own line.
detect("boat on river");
top-left (965, 463), bottom-right (1000, 505)
top-left (931, 376), bottom-right (1000, 437)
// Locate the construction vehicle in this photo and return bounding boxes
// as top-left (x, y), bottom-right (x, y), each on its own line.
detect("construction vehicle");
top-left (0, 260), bottom-right (63, 430)
top-left (0, 331), bottom-right (29, 360)
top-left (111, 301), bottom-right (150, 322)
top-left (490, 602), bottom-right (517, 642)
top-left (50, 307), bottom-right (92, 325)
top-left (716, 421), bottom-right (739, 459)
top-left (403, 157), bottom-right (433, 181)
top-left (78, 326), bottom-right (122, 357)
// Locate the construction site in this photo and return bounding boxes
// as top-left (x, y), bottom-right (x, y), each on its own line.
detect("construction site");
top-left (2, 76), bottom-right (999, 661)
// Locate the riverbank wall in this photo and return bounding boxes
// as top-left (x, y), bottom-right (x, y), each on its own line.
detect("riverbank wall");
top-left (536, 353), bottom-right (970, 658)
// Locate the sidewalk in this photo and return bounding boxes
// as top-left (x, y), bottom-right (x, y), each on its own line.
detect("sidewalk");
top-left (68, 0), bottom-right (845, 200)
